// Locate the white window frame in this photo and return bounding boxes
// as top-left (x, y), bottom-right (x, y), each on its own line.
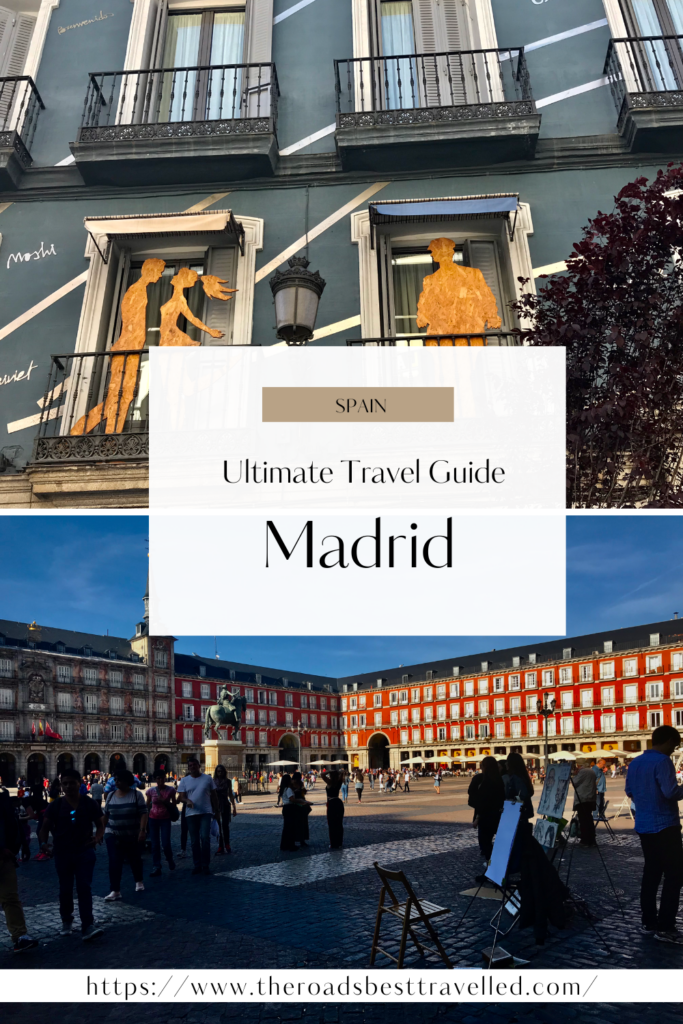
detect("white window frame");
top-left (351, 0), bottom-right (499, 60)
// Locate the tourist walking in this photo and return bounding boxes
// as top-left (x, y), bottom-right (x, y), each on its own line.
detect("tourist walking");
top-left (572, 759), bottom-right (598, 847)
top-left (404, 769), bottom-right (411, 793)
top-left (354, 772), bottom-right (364, 802)
top-left (213, 765), bottom-right (237, 855)
top-left (433, 770), bottom-right (442, 795)
top-left (177, 757), bottom-right (218, 875)
top-left (103, 770), bottom-right (148, 900)
top-left (468, 756), bottom-right (504, 864)
top-left (39, 768), bottom-right (105, 939)
top-left (341, 772), bottom-right (349, 803)
top-left (145, 770), bottom-right (177, 876)
top-left (626, 725), bottom-right (683, 943)
top-left (369, 771), bottom-right (375, 791)
top-left (89, 777), bottom-right (104, 807)
top-left (0, 787), bottom-right (38, 952)
top-left (325, 771), bottom-right (344, 849)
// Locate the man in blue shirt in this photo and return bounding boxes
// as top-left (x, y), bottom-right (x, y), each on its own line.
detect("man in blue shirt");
top-left (591, 758), bottom-right (607, 819)
top-left (625, 725), bottom-right (683, 943)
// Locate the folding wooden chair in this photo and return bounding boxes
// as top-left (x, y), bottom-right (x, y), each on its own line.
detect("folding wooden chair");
top-left (370, 861), bottom-right (453, 968)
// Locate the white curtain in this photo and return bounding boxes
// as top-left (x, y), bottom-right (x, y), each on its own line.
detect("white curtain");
top-left (666, 0), bottom-right (683, 32)
top-left (208, 12), bottom-right (245, 119)
top-left (381, 1), bottom-right (417, 109)
top-left (632, 0), bottom-right (677, 88)
top-left (161, 14), bottom-right (202, 122)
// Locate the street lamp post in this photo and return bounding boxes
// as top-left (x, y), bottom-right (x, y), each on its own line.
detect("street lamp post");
top-left (537, 693), bottom-right (557, 772)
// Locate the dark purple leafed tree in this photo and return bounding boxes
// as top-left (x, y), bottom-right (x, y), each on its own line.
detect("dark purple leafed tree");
top-left (512, 163), bottom-right (683, 508)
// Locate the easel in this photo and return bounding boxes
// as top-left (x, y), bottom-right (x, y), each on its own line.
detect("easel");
top-left (613, 794), bottom-right (634, 821)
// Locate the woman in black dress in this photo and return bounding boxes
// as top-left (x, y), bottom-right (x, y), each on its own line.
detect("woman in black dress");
top-left (279, 774), bottom-right (298, 851)
top-left (290, 771), bottom-right (311, 848)
top-left (467, 755), bottom-right (504, 863)
top-left (325, 771), bottom-right (344, 849)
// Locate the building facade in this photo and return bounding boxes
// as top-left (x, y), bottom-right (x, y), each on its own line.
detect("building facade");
top-left (0, 0), bottom-right (681, 507)
top-left (337, 619), bottom-right (683, 770)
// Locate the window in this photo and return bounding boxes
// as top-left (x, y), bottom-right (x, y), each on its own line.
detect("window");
top-left (424, 727), bottom-right (434, 742)
top-left (86, 723), bottom-right (99, 741)
top-left (623, 683), bottom-right (638, 703)
top-left (331, 734), bottom-right (339, 747)
top-left (449, 703), bottom-right (459, 718)
top-left (351, 696), bottom-right (359, 709)
top-left (269, 691), bottom-right (278, 706)
top-left (245, 708), bottom-right (255, 724)
top-left (424, 706), bottom-right (434, 722)
top-left (672, 679), bottom-right (683, 698)
top-left (285, 693), bottom-right (293, 707)
top-left (0, 658), bottom-right (12, 677)
top-left (478, 700), bottom-right (489, 716)
top-left (649, 710), bottom-right (662, 729)
top-left (0, 720), bottom-right (12, 740)
top-left (244, 729), bottom-right (255, 745)
top-left (321, 696), bottom-right (328, 710)
top-left (374, 711), bottom-right (382, 726)
top-left (331, 699), bottom-right (338, 711)
top-left (509, 674), bottom-right (520, 690)
top-left (154, 649), bottom-right (168, 668)
top-left (182, 680), bottom-right (193, 698)
top-left (58, 721), bottom-right (72, 740)
top-left (601, 686), bottom-right (614, 705)
top-left (464, 702), bottom-right (474, 718)
top-left (374, 693), bottom-right (383, 708)
top-left (424, 686), bottom-right (433, 700)
top-left (304, 695), bottom-right (311, 709)
top-left (331, 715), bottom-right (338, 727)
top-left (561, 691), bottom-right (573, 710)
top-left (494, 721), bottom-right (505, 737)
top-left (390, 710), bottom-right (399, 725)
top-left (478, 679), bottom-right (489, 695)
top-left (542, 670), bottom-right (554, 687)
top-left (133, 698), bottom-right (146, 716)
top-left (110, 723), bottom-right (123, 740)
top-left (258, 730), bottom-right (268, 745)
top-left (437, 726), bottom-right (447, 740)
top-left (580, 715), bottom-right (594, 733)
top-left (258, 690), bottom-right (267, 704)
top-left (199, 665), bottom-right (206, 678)
top-left (183, 704), bottom-right (194, 721)
top-left (672, 652), bottom-right (683, 671)
top-left (675, 709), bottom-right (683, 728)
top-left (111, 695), bottom-right (124, 715)
top-left (646, 654), bottom-right (662, 673)
top-left (268, 709), bottom-right (277, 725)
top-left (200, 683), bottom-right (210, 699)
top-left (350, 714), bottom-right (358, 728)
top-left (84, 694), bottom-right (98, 714)
top-left (410, 727), bottom-right (420, 742)
top-left (134, 724), bottom-right (146, 742)
top-left (56, 664), bottom-right (72, 682)
top-left (525, 694), bottom-right (536, 712)
top-left (510, 721), bottom-right (521, 738)
top-left (546, 719), bottom-right (556, 737)
top-left (493, 676), bottom-right (504, 692)
top-left (602, 713), bottom-right (616, 732)
top-left (526, 719), bottom-right (538, 737)
top-left (109, 670), bottom-right (123, 687)
top-left (493, 698), bottom-right (504, 715)
top-left (449, 682), bottom-right (460, 697)
top-left (510, 697), bottom-right (520, 713)
top-left (436, 684), bottom-right (446, 699)
top-left (464, 724), bottom-right (475, 739)
top-left (156, 725), bottom-right (169, 741)
top-left (400, 730), bottom-right (409, 744)
top-left (399, 689), bottom-right (409, 703)
top-left (559, 666), bottom-right (572, 683)
top-left (183, 727), bottom-right (194, 744)
top-left (410, 707), bottom-right (420, 723)
top-left (464, 680), bottom-right (474, 696)
top-left (560, 717), bottom-right (573, 735)
top-left (581, 690), bottom-right (593, 708)
top-left (400, 709), bottom-right (409, 724)
top-left (579, 664), bottom-right (593, 682)
top-left (412, 688), bottom-right (421, 702)
top-left (57, 692), bottom-right (72, 712)
top-left (623, 658), bottom-right (638, 677)
top-left (245, 688), bottom-right (254, 702)
top-left (648, 682), bottom-right (663, 699)
top-left (450, 723), bottom-right (460, 739)
top-left (436, 704), bottom-right (446, 721)
top-left (600, 661), bottom-right (615, 680)
top-left (83, 667), bottom-right (98, 685)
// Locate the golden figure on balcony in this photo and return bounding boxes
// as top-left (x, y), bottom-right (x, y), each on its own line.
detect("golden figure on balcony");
top-left (71, 258), bottom-right (237, 435)
top-left (416, 237), bottom-right (501, 344)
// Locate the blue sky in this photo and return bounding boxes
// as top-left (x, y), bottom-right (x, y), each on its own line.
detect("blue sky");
top-left (0, 513), bottom-right (680, 676)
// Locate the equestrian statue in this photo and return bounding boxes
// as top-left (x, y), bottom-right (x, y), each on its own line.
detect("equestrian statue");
top-left (204, 686), bottom-right (248, 741)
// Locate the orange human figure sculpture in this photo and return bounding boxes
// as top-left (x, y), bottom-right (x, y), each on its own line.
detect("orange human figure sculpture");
top-left (158, 267), bottom-right (236, 346)
top-left (416, 237), bottom-right (502, 345)
top-left (71, 257), bottom-right (166, 436)
top-left (70, 261), bottom-right (237, 436)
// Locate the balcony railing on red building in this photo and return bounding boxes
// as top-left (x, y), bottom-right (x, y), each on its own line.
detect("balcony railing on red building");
top-left (346, 332), bottom-right (518, 347)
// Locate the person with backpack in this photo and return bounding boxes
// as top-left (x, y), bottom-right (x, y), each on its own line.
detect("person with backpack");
top-left (0, 788), bottom-right (38, 952)
top-left (38, 768), bottom-right (104, 941)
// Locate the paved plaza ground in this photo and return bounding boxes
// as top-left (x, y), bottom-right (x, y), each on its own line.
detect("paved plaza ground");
top-left (1, 776), bottom-right (680, 1024)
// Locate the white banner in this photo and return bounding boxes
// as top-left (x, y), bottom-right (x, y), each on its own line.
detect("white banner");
top-left (1, 969), bottom-right (681, 1002)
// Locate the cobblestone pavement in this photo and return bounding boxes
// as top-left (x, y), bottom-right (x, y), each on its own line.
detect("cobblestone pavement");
top-left (1, 779), bottom-right (679, 1024)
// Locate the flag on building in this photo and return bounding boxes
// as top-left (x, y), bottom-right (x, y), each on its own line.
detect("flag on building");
top-left (38, 721), bottom-right (44, 736)
top-left (31, 721), bottom-right (36, 738)
top-left (45, 722), bottom-right (62, 741)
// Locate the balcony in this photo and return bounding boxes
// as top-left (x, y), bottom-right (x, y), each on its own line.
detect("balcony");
top-left (334, 48), bottom-right (539, 172)
top-left (71, 62), bottom-right (279, 185)
top-left (0, 76), bottom-right (43, 188)
top-left (605, 35), bottom-right (683, 150)
top-left (347, 332), bottom-right (519, 346)
top-left (29, 351), bottom-right (149, 470)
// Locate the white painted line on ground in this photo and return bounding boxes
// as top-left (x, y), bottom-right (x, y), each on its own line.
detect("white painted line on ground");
top-left (274, 0), bottom-right (319, 24)
top-left (255, 181), bottom-right (389, 284)
top-left (535, 77), bottom-right (609, 109)
top-left (0, 270), bottom-right (88, 344)
top-left (0, 898), bottom-right (155, 950)
top-left (220, 831), bottom-right (478, 887)
top-left (279, 122), bottom-right (336, 156)
top-left (533, 260), bottom-right (568, 277)
top-left (184, 191), bottom-right (231, 213)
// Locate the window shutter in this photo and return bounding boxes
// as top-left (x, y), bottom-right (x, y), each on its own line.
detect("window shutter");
top-left (0, 7), bottom-right (18, 76)
top-left (0, 12), bottom-right (35, 128)
top-left (412, 0), bottom-right (471, 105)
top-left (442, 0), bottom-right (469, 50)
top-left (244, 0), bottom-right (274, 116)
top-left (203, 247), bottom-right (238, 344)
top-left (465, 240), bottom-right (506, 330)
top-left (1, 13), bottom-right (35, 77)
top-left (150, 0), bottom-right (170, 68)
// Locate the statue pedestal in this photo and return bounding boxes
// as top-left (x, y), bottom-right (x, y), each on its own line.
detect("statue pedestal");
top-left (203, 738), bottom-right (245, 772)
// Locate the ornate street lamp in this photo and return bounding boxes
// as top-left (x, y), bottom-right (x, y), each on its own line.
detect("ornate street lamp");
top-left (537, 694), bottom-right (557, 771)
top-left (269, 256), bottom-right (326, 345)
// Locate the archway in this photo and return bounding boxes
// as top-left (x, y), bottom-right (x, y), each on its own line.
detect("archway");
top-left (368, 733), bottom-right (390, 770)
top-left (154, 753), bottom-right (170, 774)
top-left (84, 752), bottom-right (100, 774)
top-left (0, 752), bottom-right (16, 786)
top-left (278, 733), bottom-right (300, 766)
top-left (57, 753), bottom-right (74, 775)
top-left (109, 752), bottom-right (126, 774)
top-left (27, 753), bottom-right (46, 785)
top-left (133, 753), bottom-right (147, 776)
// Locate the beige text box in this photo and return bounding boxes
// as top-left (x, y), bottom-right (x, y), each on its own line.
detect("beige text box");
top-left (262, 387), bottom-right (454, 422)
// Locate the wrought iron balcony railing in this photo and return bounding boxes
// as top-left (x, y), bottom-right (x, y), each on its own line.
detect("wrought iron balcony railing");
top-left (605, 35), bottom-right (683, 118)
top-left (78, 62), bottom-right (279, 141)
top-left (346, 332), bottom-right (519, 346)
top-left (334, 48), bottom-right (534, 122)
top-left (30, 350), bottom-right (149, 467)
top-left (0, 76), bottom-right (44, 163)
